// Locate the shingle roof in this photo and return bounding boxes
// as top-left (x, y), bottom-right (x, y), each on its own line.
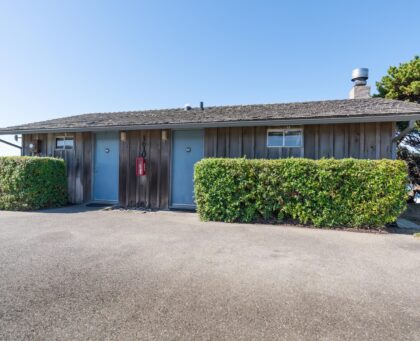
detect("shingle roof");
top-left (2, 98), bottom-right (420, 134)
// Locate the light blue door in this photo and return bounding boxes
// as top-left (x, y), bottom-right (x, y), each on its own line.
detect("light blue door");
top-left (93, 132), bottom-right (119, 202)
top-left (171, 130), bottom-right (204, 208)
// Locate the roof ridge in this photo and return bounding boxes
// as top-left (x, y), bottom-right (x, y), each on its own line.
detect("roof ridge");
top-left (1, 98), bottom-right (420, 134)
top-left (10, 97), bottom-right (404, 121)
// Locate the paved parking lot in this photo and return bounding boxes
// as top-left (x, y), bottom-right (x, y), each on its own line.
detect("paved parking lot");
top-left (0, 206), bottom-right (419, 340)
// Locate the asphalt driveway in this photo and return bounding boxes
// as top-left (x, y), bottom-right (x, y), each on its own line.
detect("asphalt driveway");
top-left (0, 206), bottom-right (419, 340)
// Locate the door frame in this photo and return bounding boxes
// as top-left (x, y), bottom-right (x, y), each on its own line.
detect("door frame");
top-left (92, 132), bottom-right (120, 204)
top-left (169, 129), bottom-right (204, 210)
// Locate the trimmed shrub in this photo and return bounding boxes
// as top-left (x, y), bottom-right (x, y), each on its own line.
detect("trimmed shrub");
top-left (0, 157), bottom-right (68, 211)
top-left (194, 158), bottom-right (408, 228)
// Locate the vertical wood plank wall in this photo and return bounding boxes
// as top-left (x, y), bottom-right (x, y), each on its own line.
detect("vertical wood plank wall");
top-left (119, 130), bottom-right (171, 209)
top-left (204, 127), bottom-right (303, 159)
top-left (22, 130), bottom-right (171, 208)
top-left (304, 123), bottom-right (395, 159)
top-left (22, 132), bottom-right (93, 204)
top-left (204, 123), bottom-right (395, 159)
top-left (21, 122), bottom-right (396, 207)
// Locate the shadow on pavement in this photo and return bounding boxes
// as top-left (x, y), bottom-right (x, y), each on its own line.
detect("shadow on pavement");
top-left (35, 204), bottom-right (111, 214)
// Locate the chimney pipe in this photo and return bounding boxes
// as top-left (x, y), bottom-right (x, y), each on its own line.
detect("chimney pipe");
top-left (200, 101), bottom-right (204, 110)
top-left (349, 68), bottom-right (371, 99)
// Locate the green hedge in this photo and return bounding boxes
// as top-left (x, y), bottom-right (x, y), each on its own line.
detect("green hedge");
top-left (194, 158), bottom-right (408, 228)
top-left (0, 157), bottom-right (68, 210)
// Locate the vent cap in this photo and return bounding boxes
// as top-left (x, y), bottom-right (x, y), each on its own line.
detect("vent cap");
top-left (351, 68), bottom-right (369, 86)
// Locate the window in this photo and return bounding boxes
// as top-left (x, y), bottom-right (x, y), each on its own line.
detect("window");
top-left (55, 137), bottom-right (74, 150)
top-left (267, 129), bottom-right (302, 147)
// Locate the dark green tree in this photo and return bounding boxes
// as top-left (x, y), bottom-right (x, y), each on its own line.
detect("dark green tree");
top-left (376, 55), bottom-right (420, 103)
top-left (375, 55), bottom-right (420, 146)
top-left (375, 56), bottom-right (420, 198)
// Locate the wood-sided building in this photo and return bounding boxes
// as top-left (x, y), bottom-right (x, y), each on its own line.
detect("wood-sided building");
top-left (1, 97), bottom-right (420, 209)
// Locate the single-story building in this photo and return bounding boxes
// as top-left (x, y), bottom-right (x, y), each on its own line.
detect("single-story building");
top-left (1, 69), bottom-right (420, 209)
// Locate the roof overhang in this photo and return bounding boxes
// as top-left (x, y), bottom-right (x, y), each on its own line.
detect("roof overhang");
top-left (1, 113), bottom-right (420, 135)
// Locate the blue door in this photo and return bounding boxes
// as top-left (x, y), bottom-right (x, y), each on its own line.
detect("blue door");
top-left (171, 130), bottom-right (204, 208)
top-left (93, 132), bottom-right (119, 202)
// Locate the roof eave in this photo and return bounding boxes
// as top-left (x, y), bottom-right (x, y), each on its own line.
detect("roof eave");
top-left (1, 113), bottom-right (420, 135)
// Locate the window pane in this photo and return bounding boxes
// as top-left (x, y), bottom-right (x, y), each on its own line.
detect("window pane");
top-left (267, 132), bottom-right (284, 147)
top-left (284, 130), bottom-right (302, 147)
top-left (56, 138), bottom-right (65, 149)
top-left (64, 138), bottom-right (74, 149)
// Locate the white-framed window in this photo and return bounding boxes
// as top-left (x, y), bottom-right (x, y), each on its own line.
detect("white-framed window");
top-left (55, 137), bottom-right (74, 150)
top-left (267, 129), bottom-right (303, 148)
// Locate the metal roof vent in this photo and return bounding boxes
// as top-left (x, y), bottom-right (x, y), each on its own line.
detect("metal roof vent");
top-left (351, 68), bottom-right (369, 86)
top-left (349, 68), bottom-right (371, 99)
top-left (184, 104), bottom-right (192, 111)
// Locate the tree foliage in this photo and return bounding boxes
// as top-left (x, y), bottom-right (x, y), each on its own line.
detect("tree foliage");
top-left (375, 56), bottom-right (420, 193)
top-left (376, 55), bottom-right (420, 103)
top-left (375, 55), bottom-right (420, 141)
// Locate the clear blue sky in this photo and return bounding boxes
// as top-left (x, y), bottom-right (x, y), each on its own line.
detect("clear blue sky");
top-left (0, 0), bottom-right (419, 155)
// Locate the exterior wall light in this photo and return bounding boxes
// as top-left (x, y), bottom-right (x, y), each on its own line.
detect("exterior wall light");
top-left (120, 131), bottom-right (127, 142)
top-left (161, 130), bottom-right (168, 142)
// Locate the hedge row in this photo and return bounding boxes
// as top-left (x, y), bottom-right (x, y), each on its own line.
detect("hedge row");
top-left (194, 158), bottom-right (408, 228)
top-left (0, 157), bottom-right (68, 211)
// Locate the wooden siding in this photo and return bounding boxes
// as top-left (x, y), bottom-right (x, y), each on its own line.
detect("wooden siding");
top-left (20, 122), bottom-right (396, 208)
top-left (119, 130), bottom-right (171, 209)
top-left (204, 123), bottom-right (395, 159)
top-left (304, 122), bottom-right (395, 159)
top-left (22, 132), bottom-right (93, 204)
top-left (204, 126), bottom-right (304, 159)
